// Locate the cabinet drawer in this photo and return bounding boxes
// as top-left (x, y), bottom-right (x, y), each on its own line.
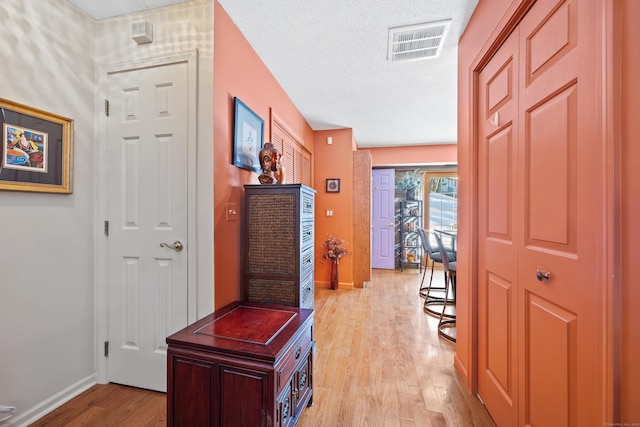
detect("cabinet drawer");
top-left (301, 220), bottom-right (314, 250)
top-left (301, 247), bottom-right (313, 280)
top-left (276, 326), bottom-right (313, 395)
top-left (301, 189), bottom-right (314, 218)
top-left (301, 274), bottom-right (314, 309)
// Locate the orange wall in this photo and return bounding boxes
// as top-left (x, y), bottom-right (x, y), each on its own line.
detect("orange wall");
top-left (620, 0), bottom-right (640, 421)
top-left (314, 129), bottom-right (354, 288)
top-left (368, 144), bottom-right (457, 166)
top-left (213, 1), bottom-right (314, 309)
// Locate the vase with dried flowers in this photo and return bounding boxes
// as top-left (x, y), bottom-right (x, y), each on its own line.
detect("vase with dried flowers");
top-left (322, 235), bottom-right (349, 290)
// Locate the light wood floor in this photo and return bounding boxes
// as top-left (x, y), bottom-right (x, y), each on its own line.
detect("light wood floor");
top-left (32, 268), bottom-right (496, 427)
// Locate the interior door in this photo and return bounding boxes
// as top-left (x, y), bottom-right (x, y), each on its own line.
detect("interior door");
top-left (372, 168), bottom-right (395, 269)
top-left (477, 28), bottom-right (519, 427)
top-left (106, 62), bottom-right (190, 392)
top-left (477, 0), bottom-right (603, 424)
top-left (516, 0), bottom-right (601, 424)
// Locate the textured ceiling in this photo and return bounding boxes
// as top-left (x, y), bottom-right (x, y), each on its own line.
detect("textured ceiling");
top-left (65, 0), bottom-right (191, 20)
top-left (67, 0), bottom-right (478, 148)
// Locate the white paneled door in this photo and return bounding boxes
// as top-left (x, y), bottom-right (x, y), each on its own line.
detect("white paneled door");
top-left (106, 62), bottom-right (189, 392)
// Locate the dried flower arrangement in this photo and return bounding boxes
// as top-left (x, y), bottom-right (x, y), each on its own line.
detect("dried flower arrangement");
top-left (322, 235), bottom-right (349, 264)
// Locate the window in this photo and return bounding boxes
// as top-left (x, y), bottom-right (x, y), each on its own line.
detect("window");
top-left (425, 172), bottom-right (458, 248)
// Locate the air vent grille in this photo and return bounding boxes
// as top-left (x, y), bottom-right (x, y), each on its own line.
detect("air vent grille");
top-left (388, 20), bottom-right (452, 63)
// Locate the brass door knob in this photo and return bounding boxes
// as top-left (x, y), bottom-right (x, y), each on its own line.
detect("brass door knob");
top-left (160, 240), bottom-right (184, 252)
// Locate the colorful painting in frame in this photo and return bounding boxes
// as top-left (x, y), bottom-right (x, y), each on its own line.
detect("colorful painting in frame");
top-left (0, 98), bottom-right (72, 193)
top-left (3, 124), bottom-right (48, 172)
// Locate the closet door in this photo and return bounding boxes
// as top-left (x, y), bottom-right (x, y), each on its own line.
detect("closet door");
top-left (516, 0), bottom-right (601, 425)
top-left (477, 0), bottom-right (603, 425)
top-left (477, 28), bottom-right (520, 427)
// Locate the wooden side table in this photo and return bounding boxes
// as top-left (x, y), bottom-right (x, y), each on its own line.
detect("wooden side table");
top-left (166, 301), bottom-right (314, 426)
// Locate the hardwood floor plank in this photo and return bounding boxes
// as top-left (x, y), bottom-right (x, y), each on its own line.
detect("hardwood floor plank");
top-left (31, 268), bottom-right (495, 427)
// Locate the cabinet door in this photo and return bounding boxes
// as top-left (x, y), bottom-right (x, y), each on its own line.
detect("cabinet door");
top-left (293, 353), bottom-right (313, 417)
top-left (220, 366), bottom-right (270, 427)
top-left (168, 353), bottom-right (217, 426)
top-left (277, 383), bottom-right (295, 427)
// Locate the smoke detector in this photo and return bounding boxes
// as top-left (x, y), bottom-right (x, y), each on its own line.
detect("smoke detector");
top-left (388, 19), bottom-right (452, 63)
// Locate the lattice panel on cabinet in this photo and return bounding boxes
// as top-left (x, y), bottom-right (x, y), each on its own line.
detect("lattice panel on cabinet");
top-left (247, 279), bottom-right (297, 307)
top-left (247, 193), bottom-right (296, 275)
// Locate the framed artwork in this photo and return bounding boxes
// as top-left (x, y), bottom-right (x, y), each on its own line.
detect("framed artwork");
top-left (0, 98), bottom-right (73, 193)
top-left (326, 178), bottom-right (340, 193)
top-left (233, 97), bottom-right (264, 172)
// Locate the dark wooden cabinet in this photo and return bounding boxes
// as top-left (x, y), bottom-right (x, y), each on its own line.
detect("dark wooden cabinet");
top-left (243, 184), bottom-right (315, 309)
top-left (166, 301), bottom-right (314, 427)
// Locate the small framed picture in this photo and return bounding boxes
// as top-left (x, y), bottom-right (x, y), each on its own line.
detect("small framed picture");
top-left (326, 178), bottom-right (340, 193)
top-left (232, 97), bottom-right (263, 173)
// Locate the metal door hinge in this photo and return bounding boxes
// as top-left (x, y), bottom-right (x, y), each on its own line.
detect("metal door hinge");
top-left (104, 99), bottom-right (109, 116)
top-left (104, 341), bottom-right (109, 357)
top-left (104, 220), bottom-right (109, 236)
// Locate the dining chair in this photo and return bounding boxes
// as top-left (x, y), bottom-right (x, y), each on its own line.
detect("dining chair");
top-left (434, 232), bottom-right (456, 344)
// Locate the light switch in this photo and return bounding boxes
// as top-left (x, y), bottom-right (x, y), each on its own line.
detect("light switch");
top-left (326, 209), bottom-right (333, 217)
top-left (226, 203), bottom-right (238, 221)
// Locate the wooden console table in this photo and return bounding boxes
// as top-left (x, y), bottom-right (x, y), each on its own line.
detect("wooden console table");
top-left (166, 301), bottom-right (314, 426)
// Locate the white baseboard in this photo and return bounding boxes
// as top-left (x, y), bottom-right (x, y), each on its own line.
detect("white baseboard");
top-left (8, 374), bottom-right (97, 427)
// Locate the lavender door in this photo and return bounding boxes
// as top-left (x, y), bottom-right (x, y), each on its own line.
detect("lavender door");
top-left (372, 169), bottom-right (396, 269)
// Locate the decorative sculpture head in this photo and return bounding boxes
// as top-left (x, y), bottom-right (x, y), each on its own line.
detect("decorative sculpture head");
top-left (258, 142), bottom-right (285, 184)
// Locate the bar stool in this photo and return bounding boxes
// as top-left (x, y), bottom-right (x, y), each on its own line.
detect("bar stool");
top-left (418, 228), bottom-right (455, 317)
top-left (434, 232), bottom-right (456, 344)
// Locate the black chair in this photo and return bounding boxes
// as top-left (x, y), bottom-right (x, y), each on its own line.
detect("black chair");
top-left (418, 228), bottom-right (456, 315)
top-left (434, 232), bottom-right (456, 344)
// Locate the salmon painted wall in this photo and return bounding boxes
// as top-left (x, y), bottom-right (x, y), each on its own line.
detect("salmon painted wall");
top-left (368, 144), bottom-right (457, 166)
top-left (456, 0), bottom-right (515, 389)
top-left (214, 1), bottom-right (314, 309)
top-left (621, 0), bottom-right (640, 420)
top-left (314, 129), bottom-right (354, 288)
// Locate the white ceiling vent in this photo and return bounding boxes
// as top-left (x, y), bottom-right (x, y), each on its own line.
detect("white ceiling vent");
top-left (388, 19), bottom-right (452, 63)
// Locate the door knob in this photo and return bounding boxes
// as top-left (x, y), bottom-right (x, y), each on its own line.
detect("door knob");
top-left (536, 268), bottom-right (551, 281)
top-left (160, 240), bottom-right (184, 252)
top-left (387, 222), bottom-right (395, 227)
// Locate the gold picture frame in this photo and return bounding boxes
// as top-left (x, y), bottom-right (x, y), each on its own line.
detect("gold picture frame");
top-left (0, 98), bottom-right (73, 193)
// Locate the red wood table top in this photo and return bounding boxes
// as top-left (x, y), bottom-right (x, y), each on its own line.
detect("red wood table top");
top-left (166, 301), bottom-right (314, 363)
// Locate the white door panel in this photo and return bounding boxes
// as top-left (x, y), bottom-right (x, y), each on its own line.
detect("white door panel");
top-left (107, 62), bottom-right (189, 392)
